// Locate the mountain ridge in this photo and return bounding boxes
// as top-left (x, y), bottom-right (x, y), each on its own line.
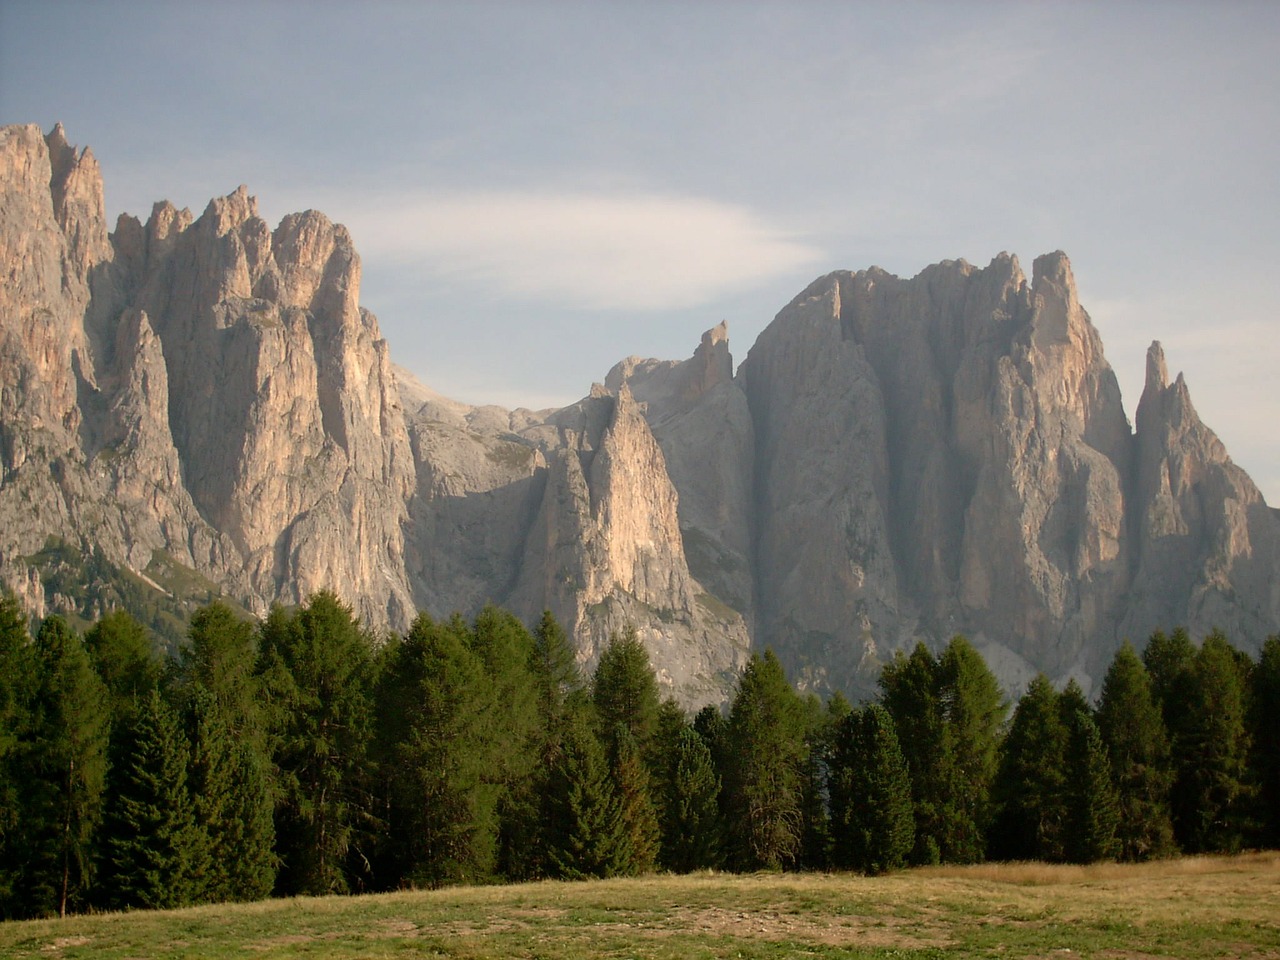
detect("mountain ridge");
top-left (3, 123), bottom-right (1277, 704)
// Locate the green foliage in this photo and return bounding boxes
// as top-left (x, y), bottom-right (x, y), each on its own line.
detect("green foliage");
top-left (1063, 709), bottom-right (1121, 863)
top-left (1096, 642), bottom-right (1176, 860)
top-left (544, 709), bottom-right (629, 879)
top-left (84, 608), bottom-right (162, 721)
top-left (611, 726), bottom-right (660, 875)
top-left (658, 726), bottom-right (723, 872)
top-left (879, 642), bottom-right (946, 865)
top-left (1171, 631), bottom-right (1251, 853)
top-left (19, 616), bottom-right (111, 917)
top-left (0, 594), bottom-right (33, 916)
top-left (830, 703), bottom-right (914, 874)
top-left (1250, 636), bottom-right (1280, 846)
top-left (180, 601), bottom-right (262, 745)
top-left (723, 650), bottom-right (806, 870)
top-left (258, 592), bottom-right (376, 896)
top-left (592, 625), bottom-right (661, 757)
top-left (102, 688), bottom-right (208, 909)
top-left (990, 674), bottom-right (1069, 862)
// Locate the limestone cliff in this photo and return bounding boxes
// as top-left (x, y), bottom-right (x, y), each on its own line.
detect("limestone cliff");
top-left (4, 122), bottom-right (1279, 705)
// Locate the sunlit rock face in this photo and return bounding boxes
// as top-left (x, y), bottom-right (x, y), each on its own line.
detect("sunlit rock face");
top-left (3, 123), bottom-right (1278, 706)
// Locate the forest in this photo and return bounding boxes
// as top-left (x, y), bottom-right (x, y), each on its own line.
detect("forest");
top-left (0, 589), bottom-right (1276, 920)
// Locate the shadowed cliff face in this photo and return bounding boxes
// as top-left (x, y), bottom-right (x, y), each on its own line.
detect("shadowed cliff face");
top-left (3, 123), bottom-right (1278, 706)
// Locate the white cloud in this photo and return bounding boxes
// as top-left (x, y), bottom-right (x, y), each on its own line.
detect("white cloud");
top-left (320, 190), bottom-right (824, 312)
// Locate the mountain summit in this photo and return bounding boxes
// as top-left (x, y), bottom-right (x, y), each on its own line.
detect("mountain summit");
top-left (2, 124), bottom-right (1277, 703)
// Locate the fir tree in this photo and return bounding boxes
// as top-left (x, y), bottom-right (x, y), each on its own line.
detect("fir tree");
top-left (186, 684), bottom-right (275, 902)
top-left (544, 709), bottom-right (628, 880)
top-left (1095, 642), bottom-right (1175, 860)
top-left (935, 636), bottom-right (1006, 863)
top-left (878, 642), bottom-right (947, 864)
top-left (102, 688), bottom-right (208, 909)
top-left (592, 626), bottom-right (661, 757)
top-left (723, 650), bottom-right (806, 871)
top-left (611, 726), bottom-right (660, 875)
top-left (1063, 710), bottom-right (1121, 863)
top-left (20, 617), bottom-right (110, 917)
top-left (258, 592), bottom-right (375, 896)
top-left (0, 594), bottom-right (32, 916)
top-left (830, 704), bottom-right (914, 875)
top-left (659, 727), bottom-right (723, 872)
top-left (1251, 636), bottom-right (1280, 847)
top-left (990, 675), bottom-right (1069, 862)
top-left (1173, 631), bottom-right (1251, 853)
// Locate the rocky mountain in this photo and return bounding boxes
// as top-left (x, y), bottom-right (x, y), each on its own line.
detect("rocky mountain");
top-left (2, 123), bottom-right (1277, 704)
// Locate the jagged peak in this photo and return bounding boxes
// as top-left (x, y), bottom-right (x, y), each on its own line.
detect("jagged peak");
top-left (1145, 340), bottom-right (1169, 393)
top-left (200, 185), bottom-right (258, 235)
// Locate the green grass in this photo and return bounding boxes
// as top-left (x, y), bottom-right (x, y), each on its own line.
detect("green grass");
top-left (2, 854), bottom-right (1277, 959)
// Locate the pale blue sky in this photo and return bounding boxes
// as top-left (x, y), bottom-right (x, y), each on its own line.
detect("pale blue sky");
top-left (3, 1), bottom-right (1278, 502)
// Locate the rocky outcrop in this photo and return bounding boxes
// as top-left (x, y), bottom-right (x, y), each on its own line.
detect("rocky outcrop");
top-left (3, 123), bottom-right (1278, 705)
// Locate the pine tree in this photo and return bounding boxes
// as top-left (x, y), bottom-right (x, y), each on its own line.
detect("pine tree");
top-left (879, 643), bottom-right (947, 865)
top-left (990, 675), bottom-right (1069, 862)
top-left (592, 626), bottom-right (661, 758)
top-left (85, 609), bottom-right (160, 725)
top-left (0, 594), bottom-right (33, 916)
top-left (611, 726), bottom-right (660, 875)
top-left (830, 704), bottom-right (914, 874)
top-left (258, 592), bottom-right (375, 896)
top-left (935, 636), bottom-right (1006, 863)
top-left (544, 709), bottom-right (628, 880)
top-left (1063, 709), bottom-right (1121, 863)
top-left (723, 650), bottom-right (806, 871)
top-left (181, 601), bottom-right (263, 747)
top-left (20, 617), bottom-right (110, 917)
top-left (379, 613), bottom-right (502, 888)
top-left (659, 727), bottom-right (723, 872)
top-left (1095, 642), bottom-right (1175, 860)
top-left (1173, 631), bottom-right (1251, 853)
top-left (102, 688), bottom-right (208, 909)
top-left (1251, 636), bottom-right (1280, 847)
top-left (185, 683), bottom-right (275, 902)
top-left (1142, 628), bottom-right (1196, 738)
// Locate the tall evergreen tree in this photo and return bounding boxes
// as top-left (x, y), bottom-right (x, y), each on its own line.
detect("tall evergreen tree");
top-left (935, 636), bottom-right (1006, 863)
top-left (1142, 628), bottom-right (1196, 738)
top-left (990, 674), bottom-right (1069, 862)
top-left (1063, 709), bottom-right (1121, 863)
top-left (85, 609), bottom-right (161, 724)
top-left (544, 709), bottom-right (628, 880)
top-left (257, 592), bottom-right (375, 896)
top-left (723, 651), bottom-right (806, 871)
top-left (659, 726), bottom-right (723, 872)
top-left (797, 693), bottom-right (837, 871)
top-left (611, 725), bottom-right (660, 875)
top-left (20, 617), bottom-right (110, 917)
top-left (185, 683), bottom-right (275, 903)
top-left (181, 601), bottom-right (263, 747)
top-left (379, 613), bottom-right (502, 888)
top-left (0, 594), bottom-right (33, 916)
top-left (1251, 636), bottom-right (1280, 847)
top-left (102, 688), bottom-right (208, 909)
top-left (1095, 642), bottom-right (1175, 860)
top-left (1172, 631), bottom-right (1251, 853)
top-left (879, 642), bottom-right (947, 865)
top-left (592, 626), bottom-right (661, 758)
top-left (830, 704), bottom-right (914, 875)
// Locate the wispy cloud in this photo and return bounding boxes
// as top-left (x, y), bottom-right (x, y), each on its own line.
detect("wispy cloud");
top-left (316, 190), bottom-right (824, 312)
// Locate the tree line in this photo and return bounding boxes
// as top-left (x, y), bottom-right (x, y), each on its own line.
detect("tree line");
top-left (0, 589), bottom-right (1277, 918)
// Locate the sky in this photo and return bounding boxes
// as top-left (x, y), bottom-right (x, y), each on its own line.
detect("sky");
top-left (2, 1), bottom-right (1278, 503)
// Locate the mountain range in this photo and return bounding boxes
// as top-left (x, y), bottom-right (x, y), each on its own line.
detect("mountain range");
top-left (3, 123), bottom-right (1277, 705)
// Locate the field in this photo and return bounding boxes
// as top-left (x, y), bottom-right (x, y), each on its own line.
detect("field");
top-left (1, 854), bottom-right (1277, 959)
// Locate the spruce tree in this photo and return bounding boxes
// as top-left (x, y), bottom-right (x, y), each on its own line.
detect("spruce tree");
top-left (723, 650), bottom-right (806, 871)
top-left (830, 704), bottom-right (914, 874)
top-left (380, 613), bottom-right (502, 888)
top-left (20, 617), bottom-right (110, 917)
top-left (659, 726), bottom-right (723, 872)
top-left (102, 688), bottom-right (208, 909)
top-left (1095, 642), bottom-right (1175, 860)
top-left (1251, 636), bottom-right (1280, 847)
top-left (0, 594), bottom-right (32, 917)
top-left (990, 674), bottom-right (1069, 862)
top-left (544, 709), bottom-right (628, 880)
top-left (878, 642), bottom-right (947, 864)
top-left (85, 609), bottom-right (160, 724)
top-left (181, 601), bottom-right (263, 747)
top-left (257, 592), bottom-right (375, 896)
top-left (1063, 709), bottom-right (1121, 863)
top-left (935, 636), bottom-right (1006, 863)
top-left (1173, 631), bottom-right (1251, 853)
top-left (611, 726), bottom-right (660, 875)
top-left (592, 626), bottom-right (661, 758)
top-left (186, 683), bottom-right (275, 902)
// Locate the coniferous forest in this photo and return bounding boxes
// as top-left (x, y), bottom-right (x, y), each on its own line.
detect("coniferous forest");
top-left (0, 589), bottom-right (1277, 920)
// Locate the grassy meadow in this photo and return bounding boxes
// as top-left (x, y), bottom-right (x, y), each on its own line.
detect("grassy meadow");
top-left (1, 853), bottom-right (1276, 960)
